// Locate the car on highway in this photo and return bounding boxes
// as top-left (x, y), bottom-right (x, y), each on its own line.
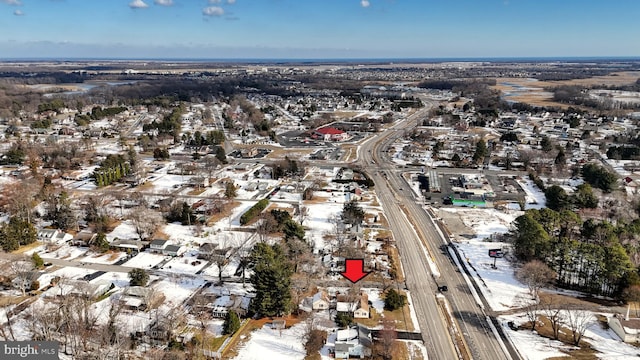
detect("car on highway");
top-left (438, 285), bottom-right (448, 292)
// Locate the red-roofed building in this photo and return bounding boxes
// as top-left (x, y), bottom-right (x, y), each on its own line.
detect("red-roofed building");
top-left (314, 127), bottom-right (349, 142)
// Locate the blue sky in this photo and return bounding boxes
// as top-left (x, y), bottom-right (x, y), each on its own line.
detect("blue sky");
top-left (0, 0), bottom-right (638, 59)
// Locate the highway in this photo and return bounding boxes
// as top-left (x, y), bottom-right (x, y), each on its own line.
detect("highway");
top-left (358, 102), bottom-right (516, 360)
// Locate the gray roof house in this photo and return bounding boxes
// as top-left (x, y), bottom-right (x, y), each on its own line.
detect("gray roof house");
top-left (334, 324), bottom-right (372, 359)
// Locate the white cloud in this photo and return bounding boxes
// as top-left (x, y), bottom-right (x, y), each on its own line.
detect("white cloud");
top-left (129, 0), bottom-right (149, 9)
top-left (208, 0), bottom-right (221, 3)
top-left (202, 6), bottom-right (224, 16)
top-left (1, 0), bottom-right (22, 6)
top-left (13, 9), bottom-right (24, 16)
top-left (154, 0), bottom-right (173, 6)
top-left (360, 0), bottom-right (370, 7)
top-left (227, 0), bottom-right (236, 4)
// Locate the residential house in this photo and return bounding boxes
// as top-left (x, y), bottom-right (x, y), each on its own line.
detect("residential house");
top-left (211, 295), bottom-right (250, 318)
top-left (353, 293), bottom-right (370, 319)
top-left (53, 280), bottom-right (114, 299)
top-left (110, 239), bottom-right (144, 252)
top-left (334, 324), bottom-right (373, 359)
top-left (121, 286), bottom-right (151, 311)
top-left (163, 245), bottom-right (183, 257)
top-left (149, 239), bottom-right (168, 253)
top-left (37, 229), bottom-right (71, 244)
top-left (609, 313), bottom-right (640, 342)
top-left (336, 293), bottom-right (370, 319)
top-left (198, 243), bottom-right (218, 260)
top-left (301, 290), bottom-right (330, 312)
top-left (71, 230), bottom-right (97, 247)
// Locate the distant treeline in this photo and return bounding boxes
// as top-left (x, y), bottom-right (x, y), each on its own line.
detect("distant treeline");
top-left (417, 78), bottom-right (496, 90)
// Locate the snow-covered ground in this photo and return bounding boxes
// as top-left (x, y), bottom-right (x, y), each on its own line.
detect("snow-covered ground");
top-left (501, 312), bottom-right (640, 360)
top-left (232, 322), bottom-right (306, 360)
top-left (441, 208), bottom-right (529, 311)
top-left (515, 178), bottom-right (546, 209)
top-left (80, 251), bottom-right (127, 264)
top-left (122, 251), bottom-right (166, 269)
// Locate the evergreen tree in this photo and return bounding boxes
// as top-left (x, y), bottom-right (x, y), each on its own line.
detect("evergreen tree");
top-left (540, 136), bottom-right (554, 152)
top-left (472, 139), bottom-right (488, 164)
top-left (215, 146), bottom-right (227, 164)
top-left (335, 313), bottom-right (353, 328)
top-left (225, 181), bottom-right (237, 199)
top-left (282, 219), bottom-right (305, 241)
top-left (0, 216), bottom-right (37, 251)
top-left (572, 183), bottom-right (598, 209)
top-left (384, 289), bottom-right (407, 311)
top-left (128, 268), bottom-right (149, 287)
top-left (512, 213), bottom-right (551, 261)
top-left (544, 185), bottom-right (570, 211)
top-left (249, 243), bottom-right (293, 317)
top-left (342, 200), bottom-right (365, 226)
top-left (31, 252), bottom-right (44, 269)
top-left (222, 311), bottom-right (241, 335)
top-left (582, 163), bottom-right (617, 192)
top-left (94, 232), bottom-right (110, 253)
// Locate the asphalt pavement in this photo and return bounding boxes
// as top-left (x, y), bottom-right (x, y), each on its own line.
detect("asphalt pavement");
top-left (359, 101), bottom-right (518, 360)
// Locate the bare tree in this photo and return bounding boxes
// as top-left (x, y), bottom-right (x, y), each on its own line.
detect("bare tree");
top-left (129, 206), bottom-right (163, 241)
top-left (9, 259), bottom-right (36, 296)
top-left (0, 303), bottom-right (17, 341)
top-left (5, 179), bottom-right (40, 222)
top-left (540, 295), bottom-right (564, 340)
top-left (302, 314), bottom-right (327, 358)
top-left (375, 319), bottom-right (398, 360)
top-left (298, 205), bottom-right (309, 226)
top-left (235, 248), bottom-right (252, 288)
top-left (256, 212), bottom-right (277, 243)
top-left (515, 260), bottom-right (556, 300)
top-left (212, 249), bottom-right (230, 285)
top-left (515, 294), bottom-right (541, 331)
top-left (564, 307), bottom-right (595, 346)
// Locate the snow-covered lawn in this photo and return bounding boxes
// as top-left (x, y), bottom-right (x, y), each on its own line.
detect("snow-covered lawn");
top-left (38, 266), bottom-right (96, 289)
top-left (107, 221), bottom-right (139, 241)
top-left (80, 251), bottom-right (127, 264)
top-left (232, 322), bottom-right (306, 360)
top-left (39, 246), bottom-right (88, 260)
top-left (163, 255), bottom-right (207, 274)
top-left (501, 314), bottom-right (573, 360)
top-left (122, 252), bottom-right (166, 269)
top-left (153, 277), bottom-right (204, 309)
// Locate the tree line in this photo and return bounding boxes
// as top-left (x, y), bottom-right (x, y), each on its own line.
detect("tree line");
top-left (511, 208), bottom-right (639, 297)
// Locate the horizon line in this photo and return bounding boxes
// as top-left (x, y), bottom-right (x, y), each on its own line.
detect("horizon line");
top-left (1, 56), bottom-right (640, 64)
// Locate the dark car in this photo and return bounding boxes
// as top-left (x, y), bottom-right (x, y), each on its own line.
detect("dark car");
top-left (438, 285), bottom-right (448, 292)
